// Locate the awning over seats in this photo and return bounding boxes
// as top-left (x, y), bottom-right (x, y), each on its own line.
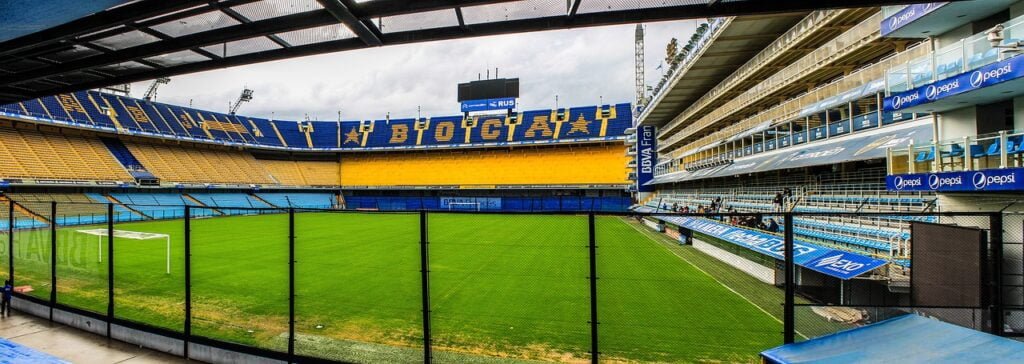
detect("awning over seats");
top-left (650, 119), bottom-right (933, 185)
top-left (761, 314), bottom-right (1024, 363)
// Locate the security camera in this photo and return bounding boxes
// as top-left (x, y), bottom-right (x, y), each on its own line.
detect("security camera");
top-left (988, 24), bottom-right (1005, 48)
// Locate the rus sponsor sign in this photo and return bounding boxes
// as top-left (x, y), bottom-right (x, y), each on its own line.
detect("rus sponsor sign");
top-left (885, 54), bottom-right (1024, 112)
top-left (460, 97), bottom-right (516, 112)
top-left (887, 167), bottom-right (1024, 192)
top-left (636, 125), bottom-right (657, 192)
top-left (664, 216), bottom-right (886, 279)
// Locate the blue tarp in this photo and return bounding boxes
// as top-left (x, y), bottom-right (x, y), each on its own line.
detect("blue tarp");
top-left (761, 314), bottom-right (1024, 363)
top-left (0, 337), bottom-right (69, 363)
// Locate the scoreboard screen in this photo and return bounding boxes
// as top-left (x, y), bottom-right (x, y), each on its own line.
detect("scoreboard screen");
top-left (458, 78), bottom-right (519, 102)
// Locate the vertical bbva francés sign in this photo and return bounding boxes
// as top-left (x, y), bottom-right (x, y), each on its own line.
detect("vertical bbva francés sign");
top-left (637, 125), bottom-right (656, 192)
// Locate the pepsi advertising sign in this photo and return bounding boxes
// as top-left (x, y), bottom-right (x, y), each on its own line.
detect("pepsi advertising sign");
top-left (460, 97), bottom-right (516, 112)
top-left (880, 2), bottom-right (947, 36)
top-left (885, 54), bottom-right (1024, 112)
top-left (887, 167), bottom-right (1024, 192)
top-left (636, 125), bottom-right (657, 192)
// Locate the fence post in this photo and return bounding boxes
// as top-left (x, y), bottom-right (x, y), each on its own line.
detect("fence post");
top-left (107, 203), bottom-right (114, 339)
top-left (588, 213), bottom-right (599, 364)
top-left (49, 201), bottom-right (56, 322)
top-left (183, 206), bottom-right (191, 359)
top-left (288, 208), bottom-right (296, 362)
top-left (990, 212), bottom-right (1004, 336)
top-left (783, 212), bottom-right (795, 344)
top-left (419, 210), bottom-right (432, 364)
top-left (8, 200), bottom-right (13, 284)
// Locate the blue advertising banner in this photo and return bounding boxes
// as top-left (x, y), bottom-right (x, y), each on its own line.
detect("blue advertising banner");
top-left (636, 125), bottom-right (657, 192)
top-left (664, 216), bottom-right (887, 279)
top-left (460, 97), bottom-right (516, 112)
top-left (887, 167), bottom-right (1024, 192)
top-left (440, 197), bottom-right (502, 210)
top-left (885, 54), bottom-right (1024, 112)
top-left (880, 2), bottom-right (947, 36)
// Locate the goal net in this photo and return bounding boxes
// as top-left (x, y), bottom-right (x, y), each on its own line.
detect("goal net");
top-left (76, 229), bottom-right (171, 274)
top-left (448, 202), bottom-right (481, 211)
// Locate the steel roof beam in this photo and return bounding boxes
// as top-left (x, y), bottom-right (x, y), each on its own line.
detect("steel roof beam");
top-left (0, 0), bottom-right (207, 60)
top-left (0, 10), bottom-right (337, 86)
top-left (317, 0), bottom-right (383, 46)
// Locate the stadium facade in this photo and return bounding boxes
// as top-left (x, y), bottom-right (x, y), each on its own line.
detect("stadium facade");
top-left (635, 2), bottom-right (1024, 335)
top-left (0, 2), bottom-right (1022, 362)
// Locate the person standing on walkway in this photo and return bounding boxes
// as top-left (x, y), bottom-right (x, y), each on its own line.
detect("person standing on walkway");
top-left (1, 280), bottom-right (12, 317)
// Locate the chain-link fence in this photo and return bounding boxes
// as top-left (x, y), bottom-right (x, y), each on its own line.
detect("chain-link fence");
top-left (3, 200), bottom-right (1017, 363)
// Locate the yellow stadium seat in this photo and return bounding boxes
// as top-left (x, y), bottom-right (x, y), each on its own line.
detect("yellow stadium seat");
top-left (125, 142), bottom-right (273, 184)
top-left (0, 127), bottom-right (132, 182)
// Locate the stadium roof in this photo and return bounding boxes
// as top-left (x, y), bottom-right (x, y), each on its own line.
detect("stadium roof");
top-left (637, 13), bottom-right (808, 128)
top-left (0, 0), bottom-right (933, 105)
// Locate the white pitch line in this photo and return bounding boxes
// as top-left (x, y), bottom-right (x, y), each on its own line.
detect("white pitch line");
top-left (622, 217), bottom-right (809, 340)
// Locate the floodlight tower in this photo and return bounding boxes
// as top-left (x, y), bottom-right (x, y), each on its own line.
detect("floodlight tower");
top-left (634, 24), bottom-right (646, 110)
top-left (143, 77), bottom-right (170, 101)
top-left (229, 88), bottom-right (254, 115)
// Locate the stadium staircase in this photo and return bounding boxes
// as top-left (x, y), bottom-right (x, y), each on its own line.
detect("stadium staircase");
top-left (638, 193), bottom-right (659, 208)
top-left (0, 194), bottom-right (49, 224)
top-left (181, 194), bottom-right (224, 216)
top-left (98, 193), bottom-right (153, 219)
top-left (100, 137), bottom-right (158, 184)
top-left (248, 193), bottom-right (278, 208)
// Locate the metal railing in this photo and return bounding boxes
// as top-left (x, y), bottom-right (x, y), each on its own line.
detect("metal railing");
top-left (889, 129), bottom-right (1024, 174)
top-left (886, 13), bottom-right (1024, 94)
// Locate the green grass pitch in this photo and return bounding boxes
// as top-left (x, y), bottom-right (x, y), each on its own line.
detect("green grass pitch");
top-left (2, 212), bottom-right (786, 363)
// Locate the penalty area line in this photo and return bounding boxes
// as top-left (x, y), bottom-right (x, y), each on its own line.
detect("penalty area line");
top-left (621, 217), bottom-right (809, 340)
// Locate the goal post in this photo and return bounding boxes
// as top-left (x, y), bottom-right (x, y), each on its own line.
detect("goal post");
top-left (447, 202), bottom-right (481, 211)
top-left (75, 229), bottom-right (171, 274)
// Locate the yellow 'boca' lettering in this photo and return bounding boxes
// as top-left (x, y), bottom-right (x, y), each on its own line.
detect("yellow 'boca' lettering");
top-left (524, 115), bottom-right (553, 137)
top-left (481, 119), bottom-right (502, 140)
top-left (390, 124), bottom-right (408, 143)
top-left (435, 121), bottom-right (454, 142)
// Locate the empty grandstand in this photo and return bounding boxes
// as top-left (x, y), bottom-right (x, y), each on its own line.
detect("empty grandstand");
top-left (634, 1), bottom-right (1024, 340)
top-left (0, 1), bottom-right (1018, 363)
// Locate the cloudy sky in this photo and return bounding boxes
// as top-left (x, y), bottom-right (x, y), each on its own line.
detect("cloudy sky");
top-left (129, 21), bottom-right (698, 121)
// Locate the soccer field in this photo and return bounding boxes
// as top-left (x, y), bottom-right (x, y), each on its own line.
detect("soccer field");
top-left (4, 212), bottom-right (783, 363)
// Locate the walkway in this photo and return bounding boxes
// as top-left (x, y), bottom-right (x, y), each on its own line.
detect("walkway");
top-left (0, 312), bottom-right (186, 363)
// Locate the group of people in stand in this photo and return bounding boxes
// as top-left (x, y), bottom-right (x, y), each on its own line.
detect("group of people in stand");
top-left (773, 187), bottom-right (794, 212)
top-left (730, 214), bottom-right (779, 233)
top-left (654, 187), bottom-right (799, 234)
top-left (666, 197), bottom-right (724, 214)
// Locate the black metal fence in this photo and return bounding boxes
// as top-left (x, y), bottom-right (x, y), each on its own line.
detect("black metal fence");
top-left (0, 200), bottom-right (1018, 363)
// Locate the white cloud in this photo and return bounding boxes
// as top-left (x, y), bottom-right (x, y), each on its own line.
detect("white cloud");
top-left (132, 20), bottom-right (699, 121)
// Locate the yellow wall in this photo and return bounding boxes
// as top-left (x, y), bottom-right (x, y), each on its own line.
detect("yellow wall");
top-left (340, 144), bottom-right (629, 187)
